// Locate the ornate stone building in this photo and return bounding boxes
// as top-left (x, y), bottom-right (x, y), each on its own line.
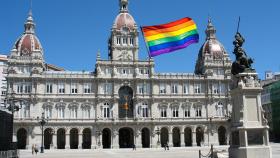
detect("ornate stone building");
top-left (7, 0), bottom-right (232, 149)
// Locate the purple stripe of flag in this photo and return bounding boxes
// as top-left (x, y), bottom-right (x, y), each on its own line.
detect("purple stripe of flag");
top-left (149, 39), bottom-right (199, 57)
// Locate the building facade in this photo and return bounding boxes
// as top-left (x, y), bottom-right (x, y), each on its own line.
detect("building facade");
top-left (7, 0), bottom-right (232, 149)
top-left (261, 71), bottom-right (280, 140)
top-left (0, 54), bottom-right (7, 110)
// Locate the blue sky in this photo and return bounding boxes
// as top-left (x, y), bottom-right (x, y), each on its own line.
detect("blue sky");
top-left (0, 0), bottom-right (279, 79)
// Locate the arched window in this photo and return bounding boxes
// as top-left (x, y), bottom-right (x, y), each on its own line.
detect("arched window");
top-left (82, 105), bottom-right (91, 119)
top-left (139, 102), bottom-right (148, 118)
top-left (69, 105), bottom-right (78, 119)
top-left (216, 102), bottom-right (224, 117)
top-left (18, 102), bottom-right (30, 118)
top-left (172, 106), bottom-right (179, 118)
top-left (57, 105), bottom-right (65, 118)
top-left (103, 102), bottom-right (110, 118)
top-left (44, 106), bottom-right (52, 118)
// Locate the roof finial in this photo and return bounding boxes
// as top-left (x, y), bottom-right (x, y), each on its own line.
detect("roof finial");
top-left (97, 49), bottom-right (101, 60)
top-left (24, 0), bottom-right (35, 34)
top-left (205, 16), bottom-right (216, 40)
top-left (119, 0), bottom-right (129, 13)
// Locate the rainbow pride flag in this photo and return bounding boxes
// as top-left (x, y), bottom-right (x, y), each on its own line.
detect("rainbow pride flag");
top-left (141, 17), bottom-right (199, 57)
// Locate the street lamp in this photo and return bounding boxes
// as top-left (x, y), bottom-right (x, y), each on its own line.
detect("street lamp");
top-left (96, 130), bottom-right (101, 147)
top-left (37, 112), bottom-right (48, 153)
top-left (5, 91), bottom-right (26, 144)
top-left (155, 127), bottom-right (160, 145)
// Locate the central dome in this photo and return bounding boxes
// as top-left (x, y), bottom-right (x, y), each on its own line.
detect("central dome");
top-left (12, 11), bottom-right (43, 56)
top-left (200, 39), bottom-right (225, 59)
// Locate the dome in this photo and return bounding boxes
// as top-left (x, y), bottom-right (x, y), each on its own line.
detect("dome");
top-left (200, 39), bottom-right (225, 59)
top-left (113, 12), bottom-right (136, 30)
top-left (199, 18), bottom-right (226, 59)
top-left (12, 11), bottom-right (43, 56)
top-left (14, 34), bottom-right (43, 56)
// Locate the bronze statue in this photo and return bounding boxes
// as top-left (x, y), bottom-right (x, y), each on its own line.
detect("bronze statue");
top-left (231, 32), bottom-right (254, 75)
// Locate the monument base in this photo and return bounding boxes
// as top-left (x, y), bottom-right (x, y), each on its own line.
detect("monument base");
top-left (229, 146), bottom-right (271, 158)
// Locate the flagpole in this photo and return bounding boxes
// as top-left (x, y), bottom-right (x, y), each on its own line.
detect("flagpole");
top-left (140, 26), bottom-right (152, 59)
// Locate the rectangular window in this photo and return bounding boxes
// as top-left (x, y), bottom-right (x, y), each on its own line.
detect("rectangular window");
top-left (123, 38), bottom-right (127, 44)
top-left (83, 108), bottom-right (90, 119)
top-left (140, 68), bottom-right (149, 74)
top-left (172, 107), bottom-right (179, 117)
top-left (117, 37), bottom-right (121, 45)
top-left (44, 107), bottom-right (52, 118)
top-left (129, 38), bottom-right (134, 45)
top-left (84, 83), bottom-right (91, 94)
top-left (58, 107), bottom-right (65, 118)
top-left (104, 107), bottom-right (110, 118)
top-left (46, 83), bottom-right (53, 93)
top-left (159, 83), bottom-right (166, 94)
top-left (184, 109), bottom-right (190, 117)
top-left (122, 68), bottom-right (128, 74)
top-left (213, 83), bottom-right (219, 94)
top-left (161, 108), bottom-right (167, 117)
top-left (172, 84), bottom-right (178, 94)
top-left (58, 83), bottom-right (65, 94)
top-left (138, 83), bottom-right (149, 94)
top-left (183, 83), bottom-right (189, 94)
top-left (70, 108), bottom-right (78, 119)
top-left (194, 83), bottom-right (201, 94)
top-left (71, 83), bottom-right (78, 94)
top-left (24, 83), bottom-right (32, 93)
top-left (196, 108), bottom-right (202, 117)
top-left (104, 83), bottom-right (112, 94)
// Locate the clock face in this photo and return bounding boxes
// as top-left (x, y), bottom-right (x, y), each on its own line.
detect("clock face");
top-left (122, 27), bottom-right (129, 33)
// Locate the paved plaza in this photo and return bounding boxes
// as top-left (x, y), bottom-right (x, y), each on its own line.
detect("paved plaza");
top-left (18, 143), bottom-right (280, 158)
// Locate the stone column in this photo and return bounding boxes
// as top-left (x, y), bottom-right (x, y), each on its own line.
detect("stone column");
top-left (78, 134), bottom-right (83, 149)
top-left (264, 129), bottom-right (269, 146)
top-left (135, 130), bottom-right (141, 148)
top-left (65, 130), bottom-right (70, 149)
top-left (168, 132), bottom-right (173, 147)
top-left (180, 131), bottom-right (185, 147)
top-left (192, 130), bottom-right (196, 146)
top-left (112, 130), bottom-right (119, 149)
top-left (91, 129), bottom-right (96, 149)
top-left (52, 134), bottom-right (57, 149)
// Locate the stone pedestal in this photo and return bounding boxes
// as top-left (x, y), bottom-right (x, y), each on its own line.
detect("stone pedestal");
top-left (229, 72), bottom-right (271, 158)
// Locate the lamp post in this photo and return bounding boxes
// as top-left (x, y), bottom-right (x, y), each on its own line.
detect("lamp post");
top-left (37, 112), bottom-right (48, 153)
top-left (96, 130), bottom-right (101, 147)
top-left (5, 91), bottom-right (25, 144)
top-left (155, 127), bottom-right (160, 146)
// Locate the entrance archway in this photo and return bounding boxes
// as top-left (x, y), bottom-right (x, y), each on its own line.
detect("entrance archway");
top-left (196, 127), bottom-right (204, 146)
top-left (82, 128), bottom-right (91, 149)
top-left (44, 128), bottom-right (53, 149)
top-left (17, 128), bottom-right (27, 149)
top-left (118, 86), bottom-right (133, 118)
top-left (119, 127), bottom-right (134, 148)
top-left (102, 128), bottom-right (111, 148)
top-left (70, 128), bottom-right (78, 149)
top-left (172, 127), bottom-right (180, 147)
top-left (218, 126), bottom-right (227, 145)
top-left (160, 127), bottom-right (168, 147)
top-left (141, 128), bottom-right (150, 148)
top-left (184, 127), bottom-right (192, 146)
top-left (57, 128), bottom-right (65, 149)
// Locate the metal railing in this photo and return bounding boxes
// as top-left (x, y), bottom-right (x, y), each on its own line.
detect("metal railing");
top-left (0, 150), bottom-right (19, 158)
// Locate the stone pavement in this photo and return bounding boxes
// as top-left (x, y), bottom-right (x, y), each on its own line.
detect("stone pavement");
top-left (18, 143), bottom-right (280, 158)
